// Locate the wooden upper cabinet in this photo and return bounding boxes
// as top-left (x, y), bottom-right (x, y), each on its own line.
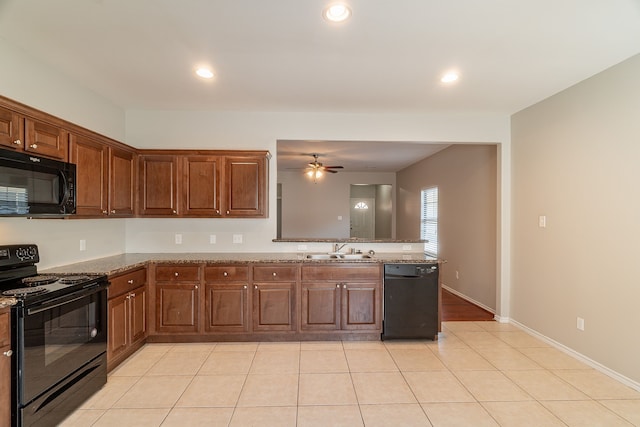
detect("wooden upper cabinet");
top-left (183, 155), bottom-right (222, 217)
top-left (25, 118), bottom-right (68, 160)
top-left (0, 105), bottom-right (67, 160)
top-left (225, 155), bottom-right (267, 217)
top-left (70, 135), bottom-right (135, 217)
top-left (138, 151), bottom-right (269, 218)
top-left (109, 147), bottom-right (136, 216)
top-left (139, 155), bottom-right (179, 216)
top-left (70, 134), bottom-right (109, 216)
top-left (0, 105), bottom-right (23, 150)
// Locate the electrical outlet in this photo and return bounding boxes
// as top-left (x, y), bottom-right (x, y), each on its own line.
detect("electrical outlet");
top-left (175, 234), bottom-right (182, 244)
top-left (233, 234), bottom-right (243, 244)
top-left (577, 317), bottom-right (585, 331)
top-left (402, 245), bottom-right (412, 251)
top-left (337, 216), bottom-right (343, 220)
top-left (209, 234), bottom-right (216, 244)
top-left (539, 215), bottom-right (547, 228)
top-left (79, 239), bottom-right (86, 251)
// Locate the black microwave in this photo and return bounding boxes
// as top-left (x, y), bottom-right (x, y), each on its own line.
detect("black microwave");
top-left (0, 148), bottom-right (76, 216)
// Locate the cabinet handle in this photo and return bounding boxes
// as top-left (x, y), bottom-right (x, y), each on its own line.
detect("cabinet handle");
top-left (226, 210), bottom-right (230, 215)
top-left (223, 272), bottom-right (228, 277)
top-left (254, 285), bottom-right (258, 289)
top-left (111, 209), bottom-right (116, 214)
top-left (3, 350), bottom-right (12, 357)
top-left (13, 139), bottom-right (21, 146)
top-left (127, 279), bottom-right (134, 284)
top-left (125, 295), bottom-right (131, 300)
top-left (174, 272), bottom-right (179, 277)
top-left (130, 292), bottom-right (136, 298)
top-left (195, 285), bottom-right (198, 289)
top-left (102, 210), bottom-right (108, 214)
top-left (272, 272), bottom-right (277, 277)
top-left (336, 284), bottom-right (340, 288)
top-left (243, 285), bottom-right (247, 289)
top-left (343, 284), bottom-right (347, 289)
top-left (216, 210), bottom-right (220, 214)
top-left (29, 143), bottom-right (38, 149)
top-left (172, 210), bottom-right (177, 214)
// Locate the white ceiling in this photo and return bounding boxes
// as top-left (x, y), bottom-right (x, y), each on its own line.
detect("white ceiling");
top-left (1, 0), bottom-right (639, 169)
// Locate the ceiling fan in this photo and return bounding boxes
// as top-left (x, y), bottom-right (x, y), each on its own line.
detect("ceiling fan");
top-left (306, 154), bottom-right (344, 174)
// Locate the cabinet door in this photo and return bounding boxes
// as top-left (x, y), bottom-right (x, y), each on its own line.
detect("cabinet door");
top-left (0, 105), bottom-right (23, 150)
top-left (301, 282), bottom-right (340, 330)
top-left (70, 134), bottom-right (109, 216)
top-left (130, 287), bottom-right (147, 344)
top-left (224, 156), bottom-right (267, 217)
top-left (205, 283), bottom-right (249, 332)
top-left (109, 147), bottom-right (136, 216)
top-left (107, 294), bottom-right (129, 361)
top-left (0, 343), bottom-right (10, 427)
top-left (139, 155), bottom-right (179, 216)
top-left (183, 155), bottom-right (222, 216)
top-left (25, 118), bottom-right (68, 160)
top-left (252, 283), bottom-right (295, 331)
top-left (341, 282), bottom-right (381, 330)
top-left (156, 284), bottom-right (199, 332)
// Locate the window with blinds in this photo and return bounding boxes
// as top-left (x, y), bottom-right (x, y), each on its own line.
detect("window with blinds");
top-left (420, 187), bottom-right (438, 256)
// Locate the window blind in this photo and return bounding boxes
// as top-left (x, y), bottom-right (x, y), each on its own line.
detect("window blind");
top-left (421, 187), bottom-right (438, 256)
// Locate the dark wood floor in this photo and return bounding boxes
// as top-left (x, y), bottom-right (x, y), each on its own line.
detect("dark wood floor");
top-left (441, 288), bottom-right (494, 321)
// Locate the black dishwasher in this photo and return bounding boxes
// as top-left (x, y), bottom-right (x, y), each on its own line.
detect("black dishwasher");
top-left (381, 263), bottom-right (439, 340)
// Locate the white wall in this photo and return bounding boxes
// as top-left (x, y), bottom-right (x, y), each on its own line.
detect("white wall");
top-left (0, 37), bottom-right (128, 268)
top-left (511, 53), bottom-right (640, 384)
top-left (124, 110), bottom-right (511, 255)
top-left (397, 145), bottom-right (498, 310)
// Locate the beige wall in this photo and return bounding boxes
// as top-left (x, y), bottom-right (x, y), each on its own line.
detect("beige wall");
top-left (397, 145), bottom-right (498, 310)
top-left (511, 54), bottom-right (640, 383)
top-left (279, 171), bottom-right (396, 239)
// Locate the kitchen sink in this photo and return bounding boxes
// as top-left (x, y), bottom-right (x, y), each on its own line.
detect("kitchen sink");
top-left (304, 253), bottom-right (372, 260)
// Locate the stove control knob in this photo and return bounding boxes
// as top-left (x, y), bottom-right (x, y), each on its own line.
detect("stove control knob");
top-left (16, 247), bottom-right (36, 261)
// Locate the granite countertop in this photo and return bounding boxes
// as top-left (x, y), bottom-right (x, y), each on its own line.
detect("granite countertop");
top-left (0, 297), bottom-right (17, 308)
top-left (41, 252), bottom-right (438, 276)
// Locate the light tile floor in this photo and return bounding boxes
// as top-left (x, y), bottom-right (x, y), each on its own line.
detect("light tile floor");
top-left (61, 321), bottom-right (640, 426)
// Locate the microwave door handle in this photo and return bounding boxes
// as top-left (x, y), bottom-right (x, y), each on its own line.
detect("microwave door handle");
top-left (59, 169), bottom-right (70, 209)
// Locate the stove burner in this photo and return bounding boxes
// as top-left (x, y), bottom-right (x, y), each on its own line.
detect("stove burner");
top-left (2, 286), bottom-right (48, 297)
top-left (58, 275), bottom-right (92, 285)
top-left (22, 275), bottom-right (59, 286)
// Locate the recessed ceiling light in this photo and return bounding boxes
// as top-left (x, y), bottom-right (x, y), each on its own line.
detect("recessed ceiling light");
top-left (441, 72), bottom-right (459, 83)
top-left (323, 3), bottom-right (351, 23)
top-left (195, 67), bottom-right (214, 79)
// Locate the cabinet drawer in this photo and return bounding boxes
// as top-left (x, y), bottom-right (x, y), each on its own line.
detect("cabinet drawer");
top-left (253, 265), bottom-right (298, 282)
top-left (302, 264), bottom-right (381, 281)
top-left (155, 265), bottom-right (201, 282)
top-left (109, 268), bottom-right (147, 298)
top-left (0, 310), bottom-right (9, 348)
top-left (205, 265), bottom-right (249, 282)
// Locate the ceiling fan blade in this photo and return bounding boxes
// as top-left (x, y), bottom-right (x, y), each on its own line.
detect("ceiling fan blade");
top-left (325, 169), bottom-right (338, 173)
top-left (324, 165), bottom-right (344, 169)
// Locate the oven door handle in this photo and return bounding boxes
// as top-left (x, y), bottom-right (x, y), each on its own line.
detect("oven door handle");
top-left (26, 285), bottom-right (106, 315)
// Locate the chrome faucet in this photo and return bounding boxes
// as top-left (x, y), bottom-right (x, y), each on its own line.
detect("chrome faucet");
top-left (333, 243), bottom-right (347, 253)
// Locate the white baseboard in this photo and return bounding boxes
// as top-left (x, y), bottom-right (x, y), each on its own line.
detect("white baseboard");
top-left (441, 283), bottom-right (496, 315)
top-left (510, 319), bottom-right (640, 392)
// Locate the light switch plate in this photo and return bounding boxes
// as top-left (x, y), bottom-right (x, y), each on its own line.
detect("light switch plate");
top-left (538, 215), bottom-right (547, 228)
top-left (175, 234), bottom-right (182, 244)
top-left (209, 234), bottom-right (216, 244)
top-left (79, 239), bottom-right (86, 251)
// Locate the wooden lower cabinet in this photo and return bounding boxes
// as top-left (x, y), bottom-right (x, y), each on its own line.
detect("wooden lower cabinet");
top-left (107, 268), bottom-right (147, 371)
top-left (205, 265), bottom-right (249, 333)
top-left (252, 265), bottom-right (298, 332)
top-left (301, 264), bottom-right (382, 332)
top-left (252, 282), bottom-right (296, 332)
top-left (1, 308), bottom-right (11, 427)
top-left (156, 284), bottom-right (199, 333)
